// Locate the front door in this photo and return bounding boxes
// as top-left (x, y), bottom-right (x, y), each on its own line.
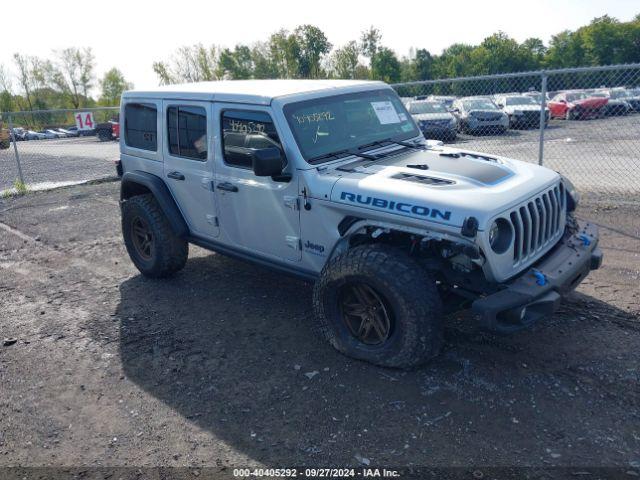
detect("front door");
top-left (162, 101), bottom-right (219, 238)
top-left (212, 105), bottom-right (301, 262)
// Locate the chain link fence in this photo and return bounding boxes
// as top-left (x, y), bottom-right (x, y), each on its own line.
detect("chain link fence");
top-left (392, 63), bottom-right (640, 201)
top-left (2, 65), bottom-right (639, 201)
top-left (0, 107), bottom-right (119, 195)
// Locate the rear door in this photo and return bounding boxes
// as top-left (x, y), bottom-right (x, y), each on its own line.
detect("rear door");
top-left (162, 100), bottom-right (219, 238)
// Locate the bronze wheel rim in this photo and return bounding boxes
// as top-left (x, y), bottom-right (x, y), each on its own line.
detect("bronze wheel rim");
top-left (131, 216), bottom-right (153, 260)
top-left (338, 282), bottom-right (392, 346)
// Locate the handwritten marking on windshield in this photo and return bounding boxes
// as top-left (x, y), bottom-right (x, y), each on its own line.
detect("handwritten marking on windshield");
top-left (293, 111), bottom-right (335, 124)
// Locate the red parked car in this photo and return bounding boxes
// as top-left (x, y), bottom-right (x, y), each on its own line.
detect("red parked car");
top-left (548, 91), bottom-right (608, 120)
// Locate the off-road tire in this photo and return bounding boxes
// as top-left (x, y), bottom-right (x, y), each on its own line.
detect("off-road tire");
top-left (313, 244), bottom-right (444, 369)
top-left (121, 194), bottom-right (188, 278)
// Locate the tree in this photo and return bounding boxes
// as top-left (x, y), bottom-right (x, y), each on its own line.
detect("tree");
top-left (251, 42), bottom-right (279, 79)
top-left (360, 26), bottom-right (382, 60)
top-left (217, 45), bottom-right (254, 79)
top-left (153, 44), bottom-right (218, 84)
top-left (330, 41), bottom-right (360, 79)
top-left (56, 47), bottom-right (95, 108)
top-left (99, 68), bottom-right (132, 106)
top-left (13, 54), bottom-right (35, 111)
top-left (293, 25), bottom-right (332, 78)
top-left (371, 47), bottom-right (401, 83)
top-left (268, 29), bottom-right (300, 78)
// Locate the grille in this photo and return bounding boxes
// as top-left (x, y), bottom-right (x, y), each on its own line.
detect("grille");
top-left (509, 182), bottom-right (566, 265)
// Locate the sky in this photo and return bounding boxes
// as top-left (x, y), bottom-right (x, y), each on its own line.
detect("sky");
top-left (2, 0), bottom-right (639, 92)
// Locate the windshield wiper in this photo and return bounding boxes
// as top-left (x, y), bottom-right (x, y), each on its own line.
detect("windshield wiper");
top-left (309, 148), bottom-right (378, 164)
top-left (357, 138), bottom-right (424, 152)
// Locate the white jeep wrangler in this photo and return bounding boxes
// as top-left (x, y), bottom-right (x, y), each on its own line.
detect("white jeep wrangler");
top-left (118, 80), bottom-right (602, 368)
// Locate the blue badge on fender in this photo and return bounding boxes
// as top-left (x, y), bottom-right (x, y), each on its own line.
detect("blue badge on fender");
top-left (339, 191), bottom-right (452, 221)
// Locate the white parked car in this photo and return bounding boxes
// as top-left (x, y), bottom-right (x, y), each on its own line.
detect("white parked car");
top-left (494, 95), bottom-right (550, 129)
top-left (118, 80), bottom-right (601, 368)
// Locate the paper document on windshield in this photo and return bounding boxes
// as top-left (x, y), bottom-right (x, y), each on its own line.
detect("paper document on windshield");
top-left (371, 101), bottom-right (401, 124)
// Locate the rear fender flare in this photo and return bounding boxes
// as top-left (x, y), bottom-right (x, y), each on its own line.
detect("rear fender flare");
top-left (120, 170), bottom-right (189, 238)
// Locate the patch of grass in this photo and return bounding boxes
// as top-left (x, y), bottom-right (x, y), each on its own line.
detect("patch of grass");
top-left (13, 179), bottom-right (28, 195)
top-left (1, 179), bottom-right (29, 198)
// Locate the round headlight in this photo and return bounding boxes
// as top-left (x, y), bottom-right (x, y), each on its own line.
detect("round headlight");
top-left (489, 218), bottom-right (512, 254)
top-left (561, 175), bottom-right (580, 212)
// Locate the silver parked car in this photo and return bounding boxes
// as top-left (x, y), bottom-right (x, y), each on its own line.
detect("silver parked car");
top-left (451, 97), bottom-right (509, 135)
top-left (405, 100), bottom-right (457, 141)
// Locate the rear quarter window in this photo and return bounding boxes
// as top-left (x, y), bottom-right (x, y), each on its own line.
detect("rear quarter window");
top-left (125, 103), bottom-right (157, 151)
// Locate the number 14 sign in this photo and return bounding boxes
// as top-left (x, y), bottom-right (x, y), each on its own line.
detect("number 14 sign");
top-left (75, 112), bottom-right (95, 131)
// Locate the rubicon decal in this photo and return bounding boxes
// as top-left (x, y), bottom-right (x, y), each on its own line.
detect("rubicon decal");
top-left (340, 192), bottom-right (452, 221)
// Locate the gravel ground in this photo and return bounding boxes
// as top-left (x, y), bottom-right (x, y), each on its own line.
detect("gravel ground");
top-left (0, 180), bottom-right (638, 476)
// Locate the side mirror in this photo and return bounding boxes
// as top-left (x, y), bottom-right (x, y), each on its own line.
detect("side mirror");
top-left (252, 147), bottom-right (283, 177)
top-left (559, 99), bottom-right (567, 104)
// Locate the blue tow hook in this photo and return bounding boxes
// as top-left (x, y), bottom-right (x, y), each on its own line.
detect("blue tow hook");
top-left (532, 269), bottom-right (547, 286)
top-left (578, 234), bottom-right (591, 246)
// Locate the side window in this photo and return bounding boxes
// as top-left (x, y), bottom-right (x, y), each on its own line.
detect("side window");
top-left (167, 106), bottom-right (207, 160)
top-left (221, 110), bottom-right (284, 169)
top-left (125, 103), bottom-right (157, 151)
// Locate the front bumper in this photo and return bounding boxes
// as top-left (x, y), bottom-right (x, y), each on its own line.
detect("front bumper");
top-left (420, 125), bottom-right (456, 140)
top-left (472, 220), bottom-right (602, 334)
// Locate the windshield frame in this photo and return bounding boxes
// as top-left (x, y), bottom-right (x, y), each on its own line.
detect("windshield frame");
top-left (282, 88), bottom-right (420, 165)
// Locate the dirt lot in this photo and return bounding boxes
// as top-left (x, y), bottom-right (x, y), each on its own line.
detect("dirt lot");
top-left (0, 180), bottom-right (639, 474)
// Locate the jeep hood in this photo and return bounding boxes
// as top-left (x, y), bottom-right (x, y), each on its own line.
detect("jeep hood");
top-left (323, 146), bottom-right (560, 230)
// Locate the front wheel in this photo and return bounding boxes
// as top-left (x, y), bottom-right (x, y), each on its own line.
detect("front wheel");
top-left (313, 244), bottom-right (443, 369)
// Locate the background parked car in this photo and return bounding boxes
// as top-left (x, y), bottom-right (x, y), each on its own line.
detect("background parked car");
top-left (494, 95), bottom-right (549, 129)
top-left (451, 96), bottom-right (509, 135)
top-left (624, 87), bottom-right (640, 111)
top-left (57, 127), bottom-right (79, 137)
top-left (24, 130), bottom-right (46, 140)
top-left (591, 89), bottom-right (632, 116)
top-left (523, 91), bottom-right (550, 104)
top-left (427, 95), bottom-right (456, 109)
top-left (10, 127), bottom-right (26, 141)
top-left (43, 129), bottom-right (65, 138)
top-left (548, 91), bottom-right (608, 120)
top-left (405, 100), bottom-right (457, 141)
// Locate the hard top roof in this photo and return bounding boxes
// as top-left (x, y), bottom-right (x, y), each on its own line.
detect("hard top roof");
top-left (122, 79), bottom-right (388, 105)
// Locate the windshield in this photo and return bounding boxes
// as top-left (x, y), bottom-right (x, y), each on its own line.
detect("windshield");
top-left (284, 89), bottom-right (419, 163)
top-left (565, 92), bottom-right (587, 102)
top-left (590, 92), bottom-right (608, 98)
top-left (609, 90), bottom-right (628, 99)
top-left (505, 96), bottom-right (537, 106)
top-left (461, 99), bottom-right (497, 110)
top-left (408, 102), bottom-right (448, 114)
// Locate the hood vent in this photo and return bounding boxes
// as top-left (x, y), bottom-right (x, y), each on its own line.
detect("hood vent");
top-left (391, 173), bottom-right (455, 186)
top-left (440, 151), bottom-right (498, 163)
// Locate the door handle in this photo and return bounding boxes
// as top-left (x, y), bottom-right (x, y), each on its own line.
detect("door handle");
top-left (167, 171), bottom-right (185, 181)
top-left (216, 182), bottom-right (238, 192)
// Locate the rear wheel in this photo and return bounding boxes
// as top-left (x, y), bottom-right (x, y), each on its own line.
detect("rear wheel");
top-left (313, 244), bottom-right (444, 369)
top-left (122, 194), bottom-right (188, 278)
